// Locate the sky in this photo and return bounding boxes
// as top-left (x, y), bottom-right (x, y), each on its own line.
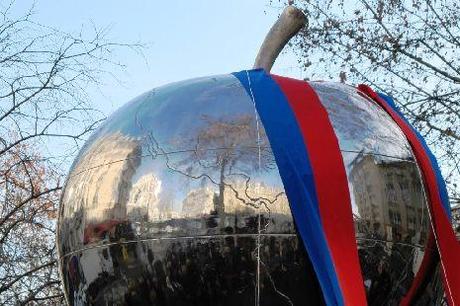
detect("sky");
top-left (13, 0), bottom-right (305, 116)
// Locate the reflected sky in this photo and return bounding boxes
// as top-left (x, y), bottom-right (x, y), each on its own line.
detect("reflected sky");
top-left (311, 81), bottom-right (413, 161)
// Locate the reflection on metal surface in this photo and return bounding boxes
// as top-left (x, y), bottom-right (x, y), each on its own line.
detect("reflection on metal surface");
top-left (314, 81), bottom-right (433, 304)
top-left (58, 75), bottom-right (443, 305)
top-left (357, 240), bottom-right (424, 305)
top-left (310, 82), bottom-right (413, 161)
top-left (348, 153), bottom-right (431, 304)
top-left (452, 205), bottom-right (460, 240)
top-left (413, 263), bottom-right (447, 305)
top-left (61, 237), bottom-right (324, 305)
top-left (347, 153), bottom-right (429, 247)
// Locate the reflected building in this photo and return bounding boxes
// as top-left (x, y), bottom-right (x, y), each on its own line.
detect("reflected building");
top-left (350, 153), bottom-right (429, 245)
top-left (58, 133), bottom-right (141, 251)
top-left (181, 187), bottom-right (214, 218)
top-left (127, 174), bottom-right (162, 221)
top-left (181, 182), bottom-right (289, 217)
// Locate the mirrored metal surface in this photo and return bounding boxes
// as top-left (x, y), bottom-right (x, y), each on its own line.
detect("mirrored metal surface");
top-left (346, 153), bottom-right (431, 303)
top-left (310, 82), bottom-right (413, 161)
top-left (73, 75), bottom-right (265, 170)
top-left (60, 236), bottom-right (324, 305)
top-left (313, 82), bottom-right (435, 303)
top-left (413, 263), bottom-right (448, 305)
top-left (344, 152), bottom-right (430, 247)
top-left (58, 75), bottom-right (442, 305)
top-left (452, 205), bottom-right (460, 240)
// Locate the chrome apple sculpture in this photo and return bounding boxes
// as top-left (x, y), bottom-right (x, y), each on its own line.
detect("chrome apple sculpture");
top-left (57, 6), bottom-right (445, 306)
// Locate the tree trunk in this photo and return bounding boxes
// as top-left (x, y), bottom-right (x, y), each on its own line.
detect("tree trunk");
top-left (215, 159), bottom-right (227, 227)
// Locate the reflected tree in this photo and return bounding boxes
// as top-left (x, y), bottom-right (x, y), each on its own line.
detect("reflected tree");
top-left (179, 115), bottom-right (276, 216)
top-left (143, 114), bottom-right (281, 225)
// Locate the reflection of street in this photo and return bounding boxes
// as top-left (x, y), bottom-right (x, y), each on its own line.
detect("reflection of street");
top-left (62, 234), bottom-right (324, 305)
top-left (412, 263), bottom-right (448, 305)
top-left (357, 239), bottom-right (422, 305)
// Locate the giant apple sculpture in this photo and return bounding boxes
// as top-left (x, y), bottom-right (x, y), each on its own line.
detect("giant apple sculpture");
top-left (57, 6), bottom-right (456, 306)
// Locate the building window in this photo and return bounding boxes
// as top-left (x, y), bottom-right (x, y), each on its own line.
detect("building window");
top-left (389, 210), bottom-right (402, 226)
top-left (399, 180), bottom-right (410, 203)
top-left (386, 182), bottom-right (397, 203)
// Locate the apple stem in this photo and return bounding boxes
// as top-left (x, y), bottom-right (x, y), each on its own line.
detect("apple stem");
top-left (253, 6), bottom-right (307, 73)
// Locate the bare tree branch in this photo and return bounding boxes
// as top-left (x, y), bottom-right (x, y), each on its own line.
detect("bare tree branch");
top-left (0, 2), bottom-right (144, 305)
top-left (292, 0), bottom-right (460, 202)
